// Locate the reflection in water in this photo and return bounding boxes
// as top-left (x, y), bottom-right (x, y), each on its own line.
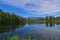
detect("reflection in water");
top-left (45, 22), bottom-right (55, 27)
top-left (3, 24), bottom-right (60, 40)
top-left (0, 23), bottom-right (25, 34)
top-left (56, 22), bottom-right (60, 25)
top-left (0, 23), bottom-right (60, 40)
top-left (42, 22), bottom-right (60, 27)
top-left (27, 22), bottom-right (60, 27)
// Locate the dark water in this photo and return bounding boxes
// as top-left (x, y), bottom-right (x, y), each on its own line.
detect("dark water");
top-left (0, 23), bottom-right (60, 40)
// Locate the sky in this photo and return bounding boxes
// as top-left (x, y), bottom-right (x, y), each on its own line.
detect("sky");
top-left (0, 0), bottom-right (60, 18)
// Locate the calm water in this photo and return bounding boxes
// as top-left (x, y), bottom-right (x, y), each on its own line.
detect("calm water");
top-left (0, 24), bottom-right (60, 40)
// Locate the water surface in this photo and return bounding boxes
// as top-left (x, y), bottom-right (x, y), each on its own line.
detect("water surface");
top-left (0, 23), bottom-right (60, 40)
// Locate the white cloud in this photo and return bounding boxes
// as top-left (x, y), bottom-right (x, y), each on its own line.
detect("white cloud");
top-left (1, 0), bottom-right (60, 14)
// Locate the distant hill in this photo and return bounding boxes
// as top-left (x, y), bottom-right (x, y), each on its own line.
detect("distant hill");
top-left (27, 17), bottom-right (44, 20)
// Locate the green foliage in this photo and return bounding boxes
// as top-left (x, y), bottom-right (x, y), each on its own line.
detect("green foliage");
top-left (4, 35), bottom-right (11, 40)
top-left (0, 9), bottom-right (26, 33)
top-left (10, 35), bottom-right (19, 40)
top-left (4, 35), bottom-right (19, 40)
top-left (27, 16), bottom-right (60, 24)
top-left (4, 35), bottom-right (58, 40)
top-left (23, 35), bottom-right (31, 40)
top-left (4, 35), bottom-right (36, 40)
top-left (4, 35), bottom-right (31, 40)
top-left (27, 18), bottom-right (37, 24)
top-left (0, 10), bottom-right (26, 25)
top-left (51, 36), bottom-right (58, 40)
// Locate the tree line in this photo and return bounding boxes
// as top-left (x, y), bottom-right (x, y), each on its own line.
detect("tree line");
top-left (0, 9), bottom-right (60, 25)
top-left (0, 9), bottom-right (26, 33)
top-left (0, 9), bottom-right (60, 33)
top-left (27, 16), bottom-right (60, 24)
top-left (0, 9), bottom-right (26, 25)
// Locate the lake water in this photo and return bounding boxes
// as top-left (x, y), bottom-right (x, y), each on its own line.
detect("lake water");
top-left (0, 23), bottom-right (60, 40)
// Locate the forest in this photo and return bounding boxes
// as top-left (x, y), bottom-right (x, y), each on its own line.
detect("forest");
top-left (0, 9), bottom-right (60, 40)
top-left (0, 9), bottom-right (60, 33)
top-left (0, 9), bottom-right (26, 25)
top-left (0, 9), bottom-right (60, 25)
top-left (0, 9), bottom-right (26, 33)
top-left (27, 16), bottom-right (60, 24)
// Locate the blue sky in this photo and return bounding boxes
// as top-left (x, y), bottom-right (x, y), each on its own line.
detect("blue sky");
top-left (0, 0), bottom-right (60, 18)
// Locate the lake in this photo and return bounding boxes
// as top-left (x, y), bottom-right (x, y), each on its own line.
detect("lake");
top-left (0, 23), bottom-right (60, 40)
